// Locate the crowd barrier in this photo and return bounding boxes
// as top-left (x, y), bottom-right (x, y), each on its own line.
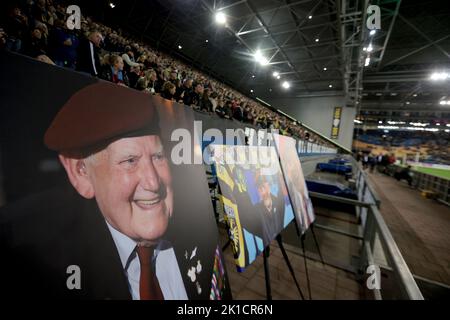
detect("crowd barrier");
top-left (309, 157), bottom-right (424, 299)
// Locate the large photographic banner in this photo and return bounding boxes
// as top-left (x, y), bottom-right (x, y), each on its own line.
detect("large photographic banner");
top-left (0, 51), bottom-right (231, 300)
top-left (273, 134), bottom-right (315, 234)
top-left (210, 145), bottom-right (294, 271)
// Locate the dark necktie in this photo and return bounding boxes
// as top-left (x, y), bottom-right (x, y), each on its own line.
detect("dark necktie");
top-left (136, 245), bottom-right (165, 300)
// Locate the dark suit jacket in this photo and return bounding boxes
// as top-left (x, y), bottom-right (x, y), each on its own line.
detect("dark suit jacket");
top-left (0, 186), bottom-right (131, 299)
top-left (253, 191), bottom-right (286, 246)
top-left (76, 38), bottom-right (101, 76)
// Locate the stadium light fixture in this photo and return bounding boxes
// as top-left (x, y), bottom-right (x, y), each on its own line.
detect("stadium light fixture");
top-left (250, 89), bottom-right (254, 93)
top-left (378, 125), bottom-right (399, 129)
top-left (215, 11), bottom-right (227, 25)
top-left (254, 50), bottom-right (269, 66)
top-left (369, 29), bottom-right (376, 36)
top-left (367, 44), bottom-right (373, 52)
top-left (308, 15), bottom-right (312, 19)
top-left (205, 39), bottom-right (209, 43)
top-left (328, 84), bottom-right (333, 88)
top-left (315, 38), bottom-right (319, 42)
top-left (430, 72), bottom-right (449, 81)
top-left (364, 57), bottom-right (370, 67)
top-left (178, 45), bottom-right (182, 49)
top-left (109, 2), bottom-right (116, 9)
top-left (273, 71), bottom-right (279, 77)
top-left (282, 81), bottom-right (290, 89)
top-left (323, 67), bottom-right (327, 71)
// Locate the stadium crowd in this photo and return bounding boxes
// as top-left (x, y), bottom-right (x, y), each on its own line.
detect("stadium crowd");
top-left (355, 130), bottom-right (450, 165)
top-left (0, 0), bottom-right (335, 148)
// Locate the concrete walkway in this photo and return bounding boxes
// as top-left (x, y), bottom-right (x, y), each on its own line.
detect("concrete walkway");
top-left (220, 227), bottom-right (367, 300)
top-left (368, 172), bottom-right (450, 285)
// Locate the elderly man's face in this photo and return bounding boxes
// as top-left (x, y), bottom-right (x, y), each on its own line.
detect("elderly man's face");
top-left (86, 135), bottom-right (173, 243)
top-left (90, 32), bottom-right (103, 47)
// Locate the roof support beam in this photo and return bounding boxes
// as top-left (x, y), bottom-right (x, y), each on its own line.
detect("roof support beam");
top-left (382, 35), bottom-right (450, 67)
top-left (399, 14), bottom-right (450, 59)
top-left (375, 0), bottom-right (402, 71)
top-left (243, 0), bottom-right (303, 82)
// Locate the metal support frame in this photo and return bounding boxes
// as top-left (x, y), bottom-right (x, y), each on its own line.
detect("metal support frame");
top-left (398, 15), bottom-right (450, 59)
top-left (243, 0), bottom-right (305, 83)
top-left (310, 182), bottom-right (423, 299)
top-left (375, 0), bottom-right (402, 71)
top-left (382, 35), bottom-right (450, 67)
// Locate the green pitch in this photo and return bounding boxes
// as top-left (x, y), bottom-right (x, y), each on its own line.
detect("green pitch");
top-left (413, 166), bottom-right (450, 180)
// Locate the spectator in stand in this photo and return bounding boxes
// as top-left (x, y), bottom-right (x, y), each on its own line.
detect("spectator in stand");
top-left (46, 5), bottom-right (58, 27)
top-left (121, 45), bottom-right (140, 73)
top-left (100, 55), bottom-right (129, 87)
top-left (232, 102), bottom-right (244, 121)
top-left (169, 70), bottom-right (178, 84)
top-left (128, 65), bottom-right (141, 89)
top-left (136, 77), bottom-right (150, 93)
top-left (31, 0), bottom-right (49, 25)
top-left (0, 28), bottom-right (6, 50)
top-left (181, 79), bottom-right (194, 105)
top-left (215, 99), bottom-right (226, 118)
top-left (209, 91), bottom-right (218, 112)
top-left (145, 69), bottom-right (161, 94)
top-left (190, 83), bottom-right (204, 109)
top-left (49, 19), bottom-right (79, 69)
top-left (76, 30), bottom-right (103, 76)
top-left (3, 5), bottom-right (28, 52)
top-left (200, 88), bottom-right (213, 113)
top-left (23, 27), bottom-right (47, 58)
top-left (224, 100), bottom-right (233, 119)
top-left (161, 81), bottom-right (176, 101)
top-left (257, 111), bottom-right (268, 129)
top-left (172, 78), bottom-right (183, 101)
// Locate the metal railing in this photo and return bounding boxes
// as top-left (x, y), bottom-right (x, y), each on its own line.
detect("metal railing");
top-left (413, 171), bottom-right (450, 206)
top-left (385, 164), bottom-right (449, 206)
top-left (309, 156), bottom-right (424, 300)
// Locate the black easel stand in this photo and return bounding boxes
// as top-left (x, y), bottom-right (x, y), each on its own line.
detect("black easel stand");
top-left (300, 234), bottom-right (312, 300)
top-left (310, 223), bottom-right (325, 265)
top-left (263, 246), bottom-right (272, 300)
top-left (222, 239), bottom-right (231, 252)
top-left (276, 234), bottom-right (305, 300)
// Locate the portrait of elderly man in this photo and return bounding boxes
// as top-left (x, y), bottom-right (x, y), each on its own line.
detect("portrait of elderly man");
top-left (0, 82), bottom-right (188, 300)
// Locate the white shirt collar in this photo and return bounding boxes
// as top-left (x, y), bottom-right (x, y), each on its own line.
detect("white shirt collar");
top-left (105, 221), bottom-right (137, 270)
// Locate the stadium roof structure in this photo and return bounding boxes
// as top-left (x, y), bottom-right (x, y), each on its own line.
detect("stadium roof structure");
top-left (98, 0), bottom-right (449, 121)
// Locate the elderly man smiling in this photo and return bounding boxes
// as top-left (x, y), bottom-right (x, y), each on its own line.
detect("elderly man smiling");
top-left (40, 81), bottom-right (187, 299)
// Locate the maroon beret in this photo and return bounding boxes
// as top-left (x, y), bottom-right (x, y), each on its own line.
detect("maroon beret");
top-left (44, 81), bottom-right (160, 156)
